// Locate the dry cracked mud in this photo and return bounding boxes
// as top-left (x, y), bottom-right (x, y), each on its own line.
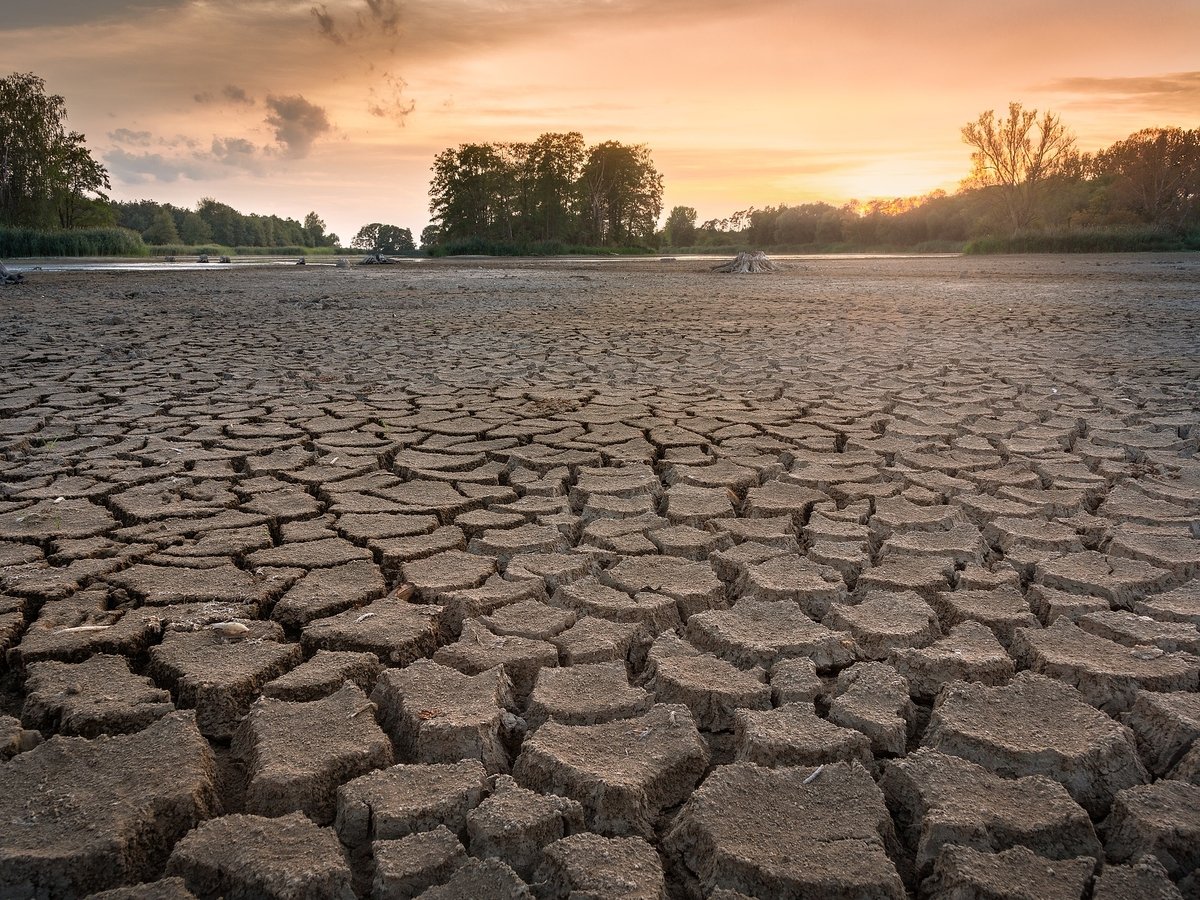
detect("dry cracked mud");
top-left (0, 253), bottom-right (1198, 898)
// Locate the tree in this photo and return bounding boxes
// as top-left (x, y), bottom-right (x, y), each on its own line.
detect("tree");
top-left (429, 142), bottom-right (519, 243)
top-left (1096, 127), bottom-right (1200, 230)
top-left (961, 102), bottom-right (1075, 232)
top-left (663, 206), bottom-right (697, 246)
top-left (419, 224), bottom-right (441, 250)
top-left (577, 141), bottom-right (663, 246)
top-left (516, 132), bottom-right (586, 242)
top-left (352, 223), bottom-right (415, 254)
top-left (179, 211), bottom-right (212, 245)
top-left (0, 72), bottom-right (110, 228)
top-left (142, 207), bottom-right (180, 244)
top-left (303, 211), bottom-right (336, 247)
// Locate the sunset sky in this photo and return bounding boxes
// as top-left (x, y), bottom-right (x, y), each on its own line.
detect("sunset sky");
top-left (5, 0), bottom-right (1199, 242)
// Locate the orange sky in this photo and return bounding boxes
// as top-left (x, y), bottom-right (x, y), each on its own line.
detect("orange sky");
top-left (6, 0), bottom-right (1199, 242)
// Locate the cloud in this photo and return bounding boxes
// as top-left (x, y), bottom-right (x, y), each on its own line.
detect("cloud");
top-left (1042, 71), bottom-right (1200, 114)
top-left (104, 146), bottom-right (213, 183)
top-left (367, 73), bottom-right (415, 125)
top-left (363, 0), bottom-right (400, 35)
top-left (311, 3), bottom-right (344, 43)
top-left (222, 84), bottom-right (254, 105)
top-left (210, 136), bottom-right (263, 171)
top-left (312, 0), bottom-right (401, 44)
top-left (109, 127), bottom-right (154, 146)
top-left (4, 0), bottom-right (192, 29)
top-left (264, 94), bottom-right (332, 158)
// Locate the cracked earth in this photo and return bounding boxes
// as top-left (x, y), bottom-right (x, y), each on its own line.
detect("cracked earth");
top-left (1, 253), bottom-right (1199, 899)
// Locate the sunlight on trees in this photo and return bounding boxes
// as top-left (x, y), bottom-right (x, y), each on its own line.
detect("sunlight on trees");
top-left (961, 102), bottom-right (1075, 233)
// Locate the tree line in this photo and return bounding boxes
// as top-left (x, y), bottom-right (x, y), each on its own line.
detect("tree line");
top-left (668, 107), bottom-right (1199, 252)
top-left (426, 133), bottom-right (664, 253)
top-left (112, 199), bottom-right (339, 249)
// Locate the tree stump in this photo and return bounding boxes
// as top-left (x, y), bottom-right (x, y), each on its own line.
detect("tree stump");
top-left (0, 261), bottom-right (23, 284)
top-left (712, 251), bottom-right (779, 274)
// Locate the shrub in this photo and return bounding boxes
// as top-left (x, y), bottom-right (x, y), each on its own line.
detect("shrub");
top-left (0, 226), bottom-right (147, 257)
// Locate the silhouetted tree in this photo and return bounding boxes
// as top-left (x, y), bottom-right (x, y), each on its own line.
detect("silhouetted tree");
top-left (664, 206), bottom-right (697, 246)
top-left (961, 102), bottom-right (1075, 232)
top-left (352, 223), bottom-right (415, 253)
top-left (1095, 127), bottom-right (1200, 229)
top-left (577, 141), bottom-right (663, 245)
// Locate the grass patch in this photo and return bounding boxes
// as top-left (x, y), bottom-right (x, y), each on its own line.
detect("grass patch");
top-left (146, 244), bottom-right (345, 256)
top-left (964, 226), bottom-right (1200, 254)
top-left (0, 226), bottom-right (147, 257)
top-left (428, 237), bottom-right (655, 257)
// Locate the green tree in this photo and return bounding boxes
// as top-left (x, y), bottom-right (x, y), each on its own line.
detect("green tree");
top-left (1095, 127), bottom-right (1200, 229)
top-left (1, 72), bottom-right (110, 228)
top-left (303, 211), bottom-right (337, 247)
top-left (663, 205), bottom-right (697, 246)
top-left (142, 206), bottom-right (180, 244)
top-left (961, 102), bottom-right (1075, 232)
top-left (419, 224), bottom-right (441, 250)
top-left (429, 142), bottom-right (519, 242)
top-left (577, 141), bottom-right (663, 246)
top-left (352, 223), bottom-right (415, 253)
top-left (179, 210), bottom-right (212, 245)
top-left (516, 132), bottom-right (586, 242)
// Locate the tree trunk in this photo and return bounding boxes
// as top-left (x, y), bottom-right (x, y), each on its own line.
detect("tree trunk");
top-left (712, 251), bottom-right (779, 274)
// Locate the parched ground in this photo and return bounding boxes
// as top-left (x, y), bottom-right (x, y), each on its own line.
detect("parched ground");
top-left (1, 254), bottom-right (1199, 899)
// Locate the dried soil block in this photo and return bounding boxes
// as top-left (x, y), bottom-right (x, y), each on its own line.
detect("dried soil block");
top-left (685, 598), bottom-right (856, 670)
top-left (1077, 609), bottom-right (1200, 654)
top-left (881, 748), bottom-right (1101, 877)
top-left (0, 712), bottom-right (218, 898)
top-left (261, 649), bottom-right (382, 701)
top-left (600, 555), bottom-right (726, 621)
top-left (1012, 618), bottom-right (1200, 715)
top-left (433, 621), bottom-right (558, 702)
top-left (402, 550), bottom-right (496, 603)
top-left (550, 576), bottom-right (681, 634)
top-left (22, 653), bottom-right (175, 736)
top-left (166, 812), bottom-right (355, 900)
top-left (649, 653), bottom-right (771, 732)
top-left (89, 877), bottom-right (199, 899)
top-left (734, 554), bottom-right (847, 620)
top-left (709, 540), bottom-right (789, 583)
top-left (769, 656), bottom-right (826, 706)
top-left (0, 496), bottom-right (118, 540)
top-left (1028, 583), bottom-right (1110, 626)
top-left (149, 628), bottom-right (302, 739)
top-left (468, 524), bottom-right (569, 567)
top-left (742, 480), bottom-right (826, 524)
top-left (272, 559), bottom-right (387, 629)
top-left (662, 484), bottom-right (736, 527)
top-left (533, 833), bottom-right (666, 900)
top-left (1135, 581), bottom-right (1200, 627)
top-left (372, 659), bottom-right (513, 774)
top-left (301, 597), bottom-right (446, 666)
top-left (1035, 551), bottom-right (1172, 607)
top-left (466, 775), bottom-right (584, 880)
top-left (828, 661), bottom-right (915, 757)
top-left (856, 555), bottom-right (956, 600)
top-left (551, 615), bottom-right (650, 668)
top-left (1120, 690), bottom-right (1200, 777)
top-left (824, 591), bottom-right (940, 659)
top-left (234, 682), bottom-right (393, 825)
top-left (734, 703), bottom-right (873, 767)
top-left (512, 704), bottom-right (708, 837)
top-left (109, 562), bottom-right (297, 607)
top-left (11, 590), bottom-right (164, 668)
top-left (1102, 781), bottom-right (1200, 879)
top-left (479, 599), bottom-right (576, 641)
top-left (372, 826), bottom-right (467, 900)
top-left (1091, 855), bottom-right (1185, 900)
top-left (525, 661), bottom-right (654, 729)
top-left (411, 857), bottom-right (532, 899)
top-left (889, 621), bottom-right (1015, 699)
top-left (920, 844), bottom-right (1094, 900)
top-left (440, 576), bottom-right (546, 635)
top-left (929, 585), bottom-right (1040, 648)
top-left (924, 672), bottom-right (1148, 817)
top-left (664, 761), bottom-right (906, 899)
top-left (336, 760), bottom-right (489, 851)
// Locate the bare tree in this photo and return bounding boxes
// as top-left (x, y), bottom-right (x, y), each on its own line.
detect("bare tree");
top-left (961, 102), bottom-right (1075, 232)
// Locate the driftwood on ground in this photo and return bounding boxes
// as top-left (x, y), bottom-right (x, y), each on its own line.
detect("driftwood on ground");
top-left (712, 251), bottom-right (780, 274)
top-left (0, 261), bottom-right (24, 284)
top-left (360, 253), bottom-right (398, 265)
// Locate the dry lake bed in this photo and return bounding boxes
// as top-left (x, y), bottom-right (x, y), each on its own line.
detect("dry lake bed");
top-left (1, 253), bottom-right (1199, 899)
